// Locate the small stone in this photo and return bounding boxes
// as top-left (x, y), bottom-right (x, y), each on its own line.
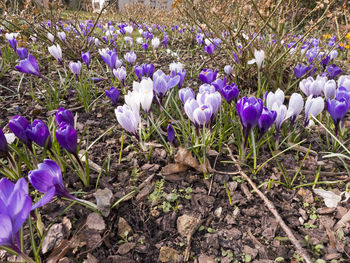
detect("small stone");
top-left (214, 207), bottom-right (223, 218)
top-left (118, 217), bottom-right (133, 237)
top-left (177, 214), bottom-right (201, 237)
top-left (42, 223), bottom-right (65, 254)
top-left (158, 246), bottom-right (178, 263)
top-left (94, 188), bottom-right (113, 217)
top-left (117, 242), bottom-right (136, 255)
top-left (84, 253), bottom-right (98, 263)
top-left (86, 213), bottom-right (106, 232)
top-left (336, 207), bottom-right (348, 219)
top-left (198, 254), bottom-right (216, 263)
top-left (317, 207), bottom-right (336, 214)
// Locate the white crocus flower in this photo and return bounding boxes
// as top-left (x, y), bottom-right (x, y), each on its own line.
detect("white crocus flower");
top-left (124, 25), bottom-right (133, 35)
top-left (136, 37), bottom-right (144, 44)
top-left (285, 93), bottom-right (304, 123)
top-left (47, 32), bottom-right (54, 42)
top-left (48, 44), bottom-right (62, 63)
top-left (299, 77), bottom-right (314, 97)
top-left (310, 75), bottom-right (327, 97)
top-left (58, 31), bottom-right (66, 42)
top-left (266, 88), bottom-right (285, 110)
top-left (248, 49), bottom-right (265, 70)
top-left (329, 50), bottom-right (338, 60)
top-left (138, 29), bottom-right (143, 35)
top-left (338, 75), bottom-right (350, 91)
top-left (124, 90), bottom-right (141, 114)
top-left (169, 62), bottom-right (183, 74)
top-left (304, 96), bottom-right (324, 126)
top-left (5, 32), bottom-right (19, 40)
top-left (323, 80), bottom-right (336, 100)
top-left (151, 37), bottom-right (160, 49)
top-left (133, 78), bottom-right (154, 113)
top-left (272, 103), bottom-right (287, 132)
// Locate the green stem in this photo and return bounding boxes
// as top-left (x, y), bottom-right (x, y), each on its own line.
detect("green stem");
top-left (250, 130), bottom-right (257, 171)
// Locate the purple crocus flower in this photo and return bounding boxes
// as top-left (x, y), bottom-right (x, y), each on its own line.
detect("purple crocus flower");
top-left (204, 44), bottom-right (215, 55)
top-left (115, 104), bottom-right (140, 138)
top-left (327, 98), bottom-right (349, 135)
top-left (294, 64), bottom-right (309, 79)
top-left (15, 54), bottom-right (44, 79)
top-left (8, 37), bottom-right (17, 51)
top-left (327, 64), bottom-right (342, 79)
top-left (153, 69), bottom-right (180, 100)
top-left (105, 86), bottom-right (119, 107)
top-left (258, 107), bottom-right (277, 137)
top-left (0, 178), bottom-right (32, 251)
top-left (26, 119), bottom-right (52, 148)
top-left (56, 107), bottom-right (74, 127)
top-left (167, 123), bottom-right (175, 144)
top-left (336, 87), bottom-right (350, 109)
top-left (193, 104), bottom-right (212, 126)
top-left (113, 66), bottom-right (127, 85)
top-left (212, 77), bottom-right (227, 91)
top-left (199, 69), bottom-right (217, 84)
top-left (143, 63), bottom-right (154, 77)
top-left (9, 115), bottom-right (31, 145)
top-left (55, 122), bottom-right (77, 154)
top-left (99, 48), bottom-right (117, 70)
top-left (69, 61), bottom-right (82, 77)
top-left (134, 65), bottom-right (144, 80)
top-left (179, 88), bottom-right (195, 104)
top-left (162, 35), bottom-right (169, 47)
top-left (29, 159), bottom-right (78, 211)
top-left (16, 47), bottom-right (28, 60)
top-left (224, 65), bottom-right (232, 75)
top-left (221, 83), bottom-right (239, 103)
top-left (236, 96), bottom-right (263, 145)
top-left (142, 43), bottom-right (149, 51)
top-left (320, 55), bottom-right (330, 69)
top-left (81, 51), bottom-right (91, 68)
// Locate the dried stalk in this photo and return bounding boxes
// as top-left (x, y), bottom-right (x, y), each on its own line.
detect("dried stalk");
top-left (225, 145), bottom-right (312, 263)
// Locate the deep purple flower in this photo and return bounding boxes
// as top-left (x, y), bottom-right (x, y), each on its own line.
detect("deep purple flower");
top-left (179, 88), bottom-right (195, 104)
top-left (320, 55), bottom-right (330, 69)
top-left (26, 119), bottom-right (52, 148)
top-left (55, 122), bottom-right (77, 154)
top-left (9, 115), bottom-right (31, 145)
top-left (294, 64), bottom-right (309, 79)
top-left (143, 63), bottom-right (154, 78)
top-left (99, 48), bottom-right (117, 70)
top-left (212, 77), bottom-right (227, 91)
top-left (0, 178), bottom-right (32, 250)
top-left (221, 83), bottom-right (239, 103)
top-left (204, 44), bottom-right (215, 55)
top-left (236, 96), bottom-right (263, 135)
top-left (162, 35), bottom-right (169, 47)
top-left (81, 51), bottom-right (91, 68)
top-left (199, 69), bottom-right (217, 84)
top-left (327, 64), bottom-right (342, 79)
top-left (167, 123), bottom-right (175, 144)
top-left (258, 107), bottom-right (277, 137)
top-left (232, 51), bottom-right (239, 63)
top-left (0, 128), bottom-right (8, 156)
top-left (105, 86), bottom-right (119, 107)
top-left (327, 98), bottom-right (349, 135)
top-left (8, 37), bottom-right (17, 51)
top-left (142, 43), bottom-right (149, 51)
top-left (15, 54), bottom-right (43, 79)
top-left (134, 65), bottom-right (144, 80)
top-left (16, 47), bottom-right (28, 60)
top-left (56, 107), bottom-right (74, 127)
top-left (29, 159), bottom-right (78, 210)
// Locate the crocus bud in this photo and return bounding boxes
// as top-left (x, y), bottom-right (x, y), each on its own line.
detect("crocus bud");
top-left (258, 107), bottom-right (277, 137)
top-left (16, 47), bottom-right (28, 60)
top-left (134, 65), bottom-right (144, 80)
top-left (56, 107), bottom-right (74, 126)
top-left (105, 87), bottom-right (119, 107)
top-left (285, 93), bottom-right (304, 124)
top-left (151, 37), bottom-right (160, 49)
top-left (8, 37), bottom-right (17, 51)
top-left (9, 115), bottom-right (31, 145)
top-left (124, 51), bottom-right (137, 65)
top-left (212, 77), bottom-right (227, 91)
top-left (327, 64), bottom-right (342, 79)
top-left (55, 122), bottom-right (77, 154)
top-left (26, 119), bottom-right (52, 148)
top-left (115, 104), bottom-right (140, 137)
top-left (304, 96), bottom-right (324, 126)
top-left (224, 65), bottom-right (232, 75)
top-left (58, 31), bottom-right (66, 42)
top-left (81, 51), bottom-right (91, 68)
top-left (294, 64), bottom-right (308, 79)
top-left (323, 80), bottom-right (336, 100)
top-left (113, 66), bottom-right (127, 84)
top-left (204, 44), bottom-right (215, 55)
top-left (179, 88), bottom-right (195, 104)
top-left (167, 124), bottom-right (175, 144)
top-left (236, 97), bottom-right (263, 132)
top-left (221, 83), bottom-right (239, 104)
top-left (0, 128), bottom-right (8, 156)
top-left (48, 44), bottom-right (63, 64)
top-left (15, 54), bottom-right (43, 78)
top-left (69, 61), bottom-right (82, 77)
top-left (327, 98), bottom-right (348, 135)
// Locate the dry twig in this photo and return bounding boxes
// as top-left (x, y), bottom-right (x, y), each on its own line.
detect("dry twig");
top-left (225, 145), bottom-right (312, 263)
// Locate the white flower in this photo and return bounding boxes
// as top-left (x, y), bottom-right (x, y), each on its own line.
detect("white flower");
top-left (266, 88), bottom-right (285, 110)
top-left (169, 62), bottom-right (183, 74)
top-left (323, 80), bottom-right (336, 100)
top-left (124, 90), bottom-right (141, 114)
top-left (124, 36), bottom-right (133, 46)
top-left (329, 50), bottom-right (338, 60)
top-left (94, 38), bottom-right (100, 46)
top-left (136, 37), bottom-right (144, 44)
top-left (5, 32), bottom-right (19, 40)
top-left (248, 49), bottom-right (265, 70)
top-left (305, 96), bottom-right (324, 125)
top-left (285, 93), bottom-right (304, 122)
top-left (299, 77), bottom-right (314, 97)
top-left (115, 104), bottom-right (140, 136)
top-left (124, 25), bottom-right (133, 35)
top-left (138, 29), bottom-right (144, 35)
top-left (48, 44), bottom-right (62, 63)
top-left (272, 103), bottom-right (287, 131)
top-left (47, 32), bottom-right (54, 42)
top-left (151, 37), bottom-right (160, 49)
top-left (310, 75), bottom-right (327, 97)
top-left (58, 31), bottom-right (66, 42)
top-left (338, 75), bottom-right (350, 91)
top-left (133, 78), bottom-right (154, 113)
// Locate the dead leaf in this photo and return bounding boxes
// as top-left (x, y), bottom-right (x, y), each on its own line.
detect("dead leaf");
top-left (313, 189), bottom-right (341, 208)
